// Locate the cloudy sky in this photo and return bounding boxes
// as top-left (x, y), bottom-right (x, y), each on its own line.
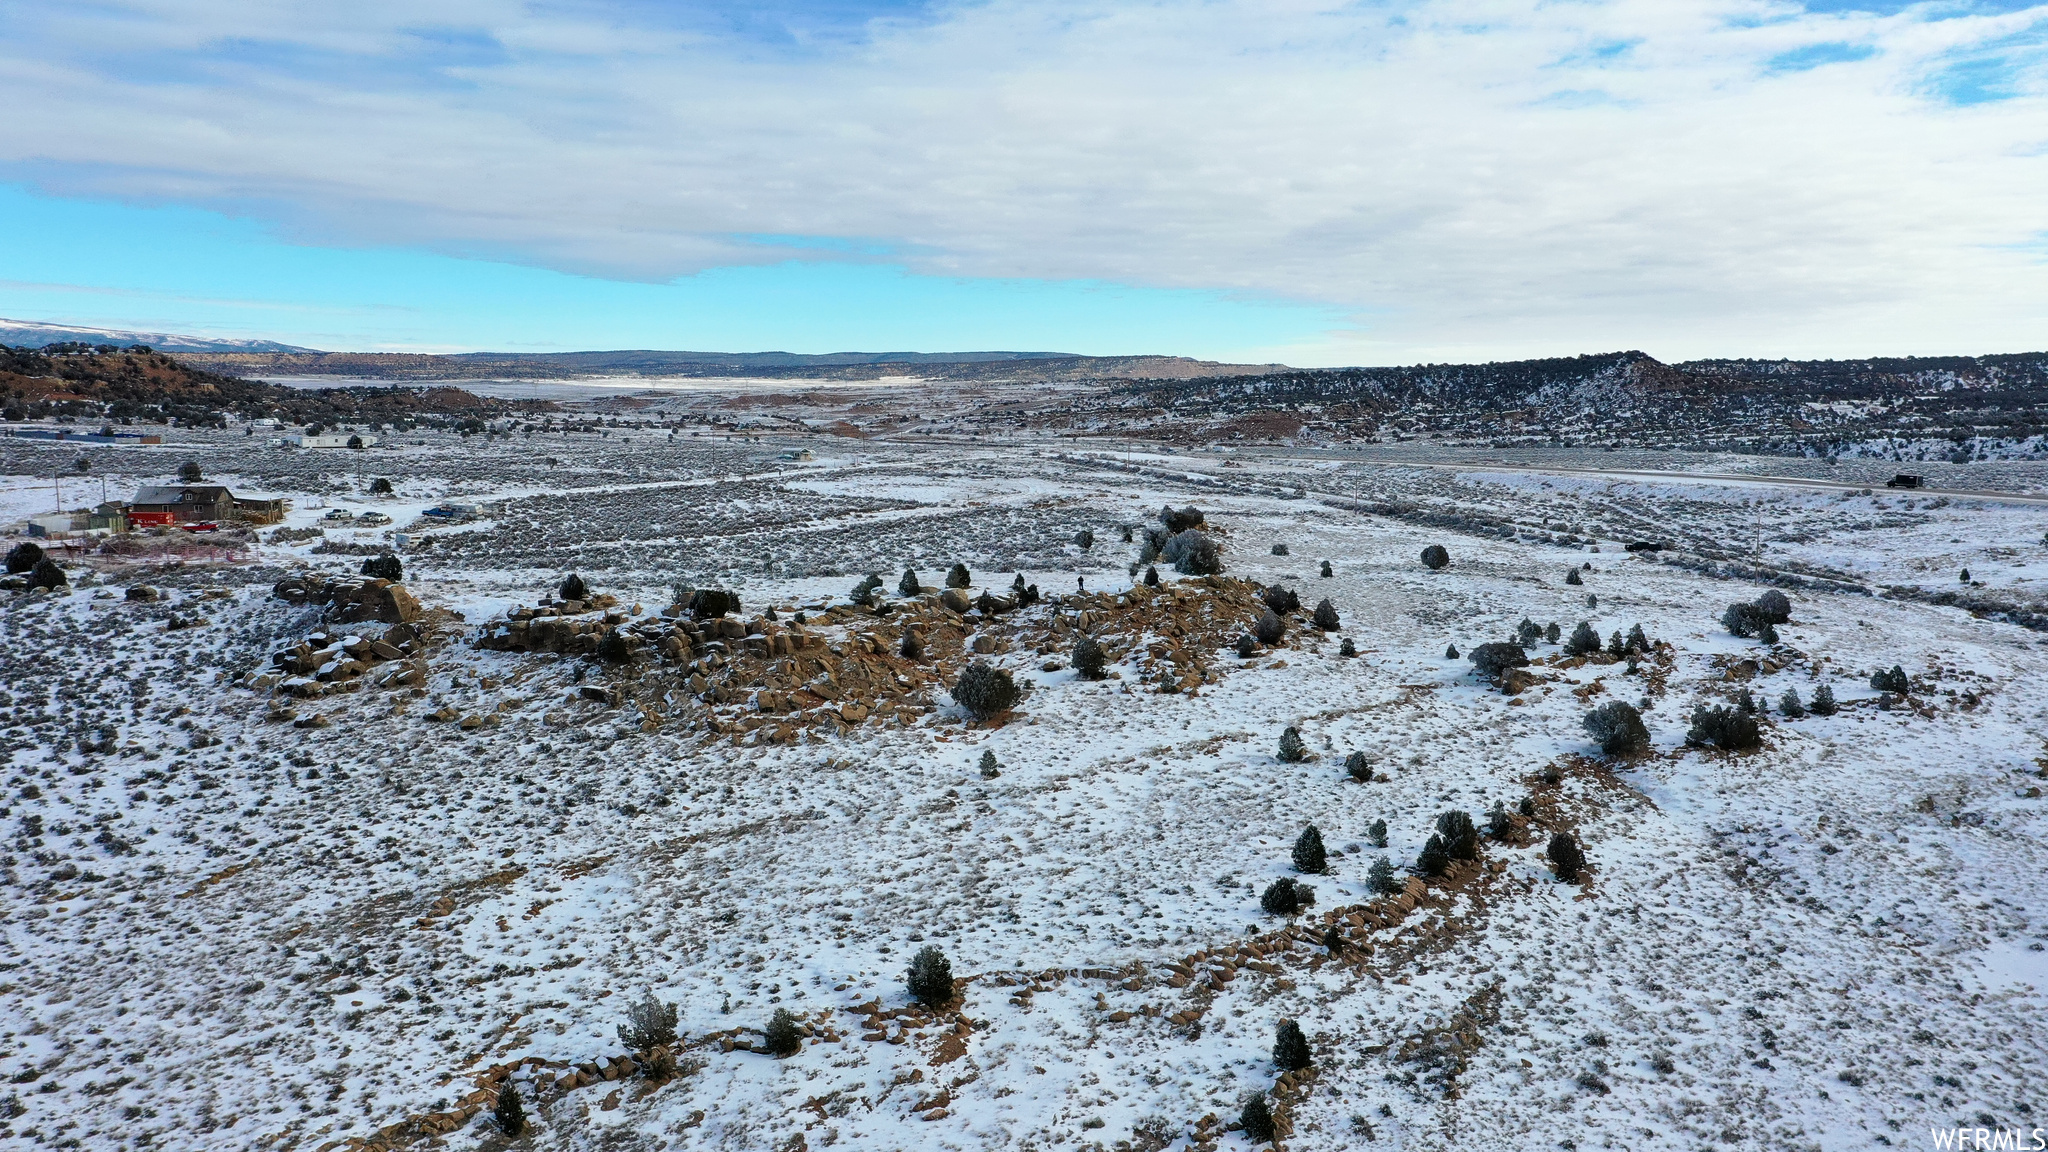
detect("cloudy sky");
top-left (0, 0), bottom-right (2043, 364)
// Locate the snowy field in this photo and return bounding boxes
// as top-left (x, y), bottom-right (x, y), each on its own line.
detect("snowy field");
top-left (0, 425), bottom-right (2044, 1152)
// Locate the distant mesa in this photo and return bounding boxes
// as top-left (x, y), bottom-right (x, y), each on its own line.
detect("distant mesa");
top-left (0, 316), bottom-right (319, 354)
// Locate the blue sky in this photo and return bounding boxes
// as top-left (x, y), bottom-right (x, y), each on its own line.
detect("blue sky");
top-left (1, 0), bottom-right (2045, 364)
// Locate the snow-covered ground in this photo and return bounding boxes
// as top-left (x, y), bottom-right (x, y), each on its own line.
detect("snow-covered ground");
top-left (0, 426), bottom-right (2043, 1152)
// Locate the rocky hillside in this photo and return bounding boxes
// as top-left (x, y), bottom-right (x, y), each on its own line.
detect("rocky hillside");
top-left (0, 345), bottom-right (553, 428)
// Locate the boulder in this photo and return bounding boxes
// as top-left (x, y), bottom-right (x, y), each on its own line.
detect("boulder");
top-left (940, 589), bottom-right (972, 613)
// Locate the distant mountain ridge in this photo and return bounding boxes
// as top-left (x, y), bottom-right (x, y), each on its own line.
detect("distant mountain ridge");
top-left (173, 349), bottom-right (1290, 382)
top-left (0, 317), bottom-right (318, 354)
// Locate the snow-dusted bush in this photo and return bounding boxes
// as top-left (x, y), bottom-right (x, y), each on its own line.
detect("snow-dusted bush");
top-left (1420, 544), bottom-right (1449, 570)
top-left (1313, 599), bottom-right (1341, 631)
top-left (1810, 683), bottom-right (1838, 715)
top-left (1254, 610), bottom-right (1285, 645)
top-left (494, 1079), bottom-right (526, 1136)
top-left (1277, 725), bottom-right (1307, 763)
top-left (1778, 688), bottom-right (1805, 717)
top-left (5, 542), bottom-right (43, 574)
top-left (1583, 701), bottom-right (1650, 756)
top-left (1516, 619), bottom-right (1543, 647)
top-left (1259, 878), bottom-right (1302, 916)
top-left (946, 563), bottom-right (972, 589)
top-left (1435, 811), bottom-right (1478, 861)
top-left (618, 992), bottom-right (679, 1050)
top-left (1565, 568), bottom-right (1582, 586)
top-left (1292, 825), bottom-right (1327, 873)
top-left (1368, 855), bottom-right (1398, 893)
top-left (849, 572), bottom-right (884, 606)
top-left (1074, 529), bottom-right (1095, 550)
top-left (1485, 801), bottom-right (1512, 840)
top-left (1344, 750), bottom-right (1372, 782)
top-left (26, 559), bottom-right (66, 590)
top-left (1263, 586), bottom-right (1300, 615)
top-left (953, 663), bottom-right (1020, 721)
top-left (360, 554), bottom-right (402, 581)
top-left (764, 1008), bottom-right (803, 1057)
top-left (1686, 704), bottom-right (1760, 751)
top-left (689, 588), bottom-right (740, 617)
top-left (1271, 542), bottom-right (1289, 556)
top-left (1072, 636), bottom-right (1107, 680)
top-left (368, 477), bottom-right (393, 494)
top-left (1240, 1093), bottom-right (1276, 1143)
top-left (1467, 641), bottom-right (1527, 681)
top-left (1548, 832), bottom-right (1585, 882)
top-left (1870, 665), bottom-right (1909, 694)
top-left (1564, 621), bottom-right (1601, 657)
top-left (1368, 818), bottom-right (1388, 849)
top-left (1165, 531), bottom-right (1222, 575)
top-left (1755, 590), bottom-right (1792, 624)
top-left (1547, 621), bottom-right (1563, 645)
top-left (1417, 833), bottom-right (1449, 877)
top-left (1339, 637), bottom-right (1357, 657)
top-left (1626, 623), bottom-right (1649, 652)
top-left (1235, 633), bottom-right (1257, 659)
top-left (1161, 505), bottom-right (1205, 533)
top-left (1273, 1019), bottom-right (1312, 1071)
top-left (907, 945), bottom-right (954, 1007)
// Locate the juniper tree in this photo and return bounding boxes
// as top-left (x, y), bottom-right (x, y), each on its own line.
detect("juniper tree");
top-left (849, 573), bottom-right (884, 606)
top-left (1313, 599), bottom-right (1340, 631)
top-left (1435, 811), bottom-right (1478, 861)
top-left (1516, 619), bottom-right (1542, 647)
top-left (1870, 665), bottom-right (1909, 694)
top-left (1686, 704), bottom-right (1761, 751)
top-left (1779, 688), bottom-right (1805, 718)
top-left (1165, 531), bottom-right (1221, 575)
top-left (1368, 855), bottom-right (1398, 893)
top-left (1607, 630), bottom-right (1625, 657)
top-left (1339, 637), bottom-right (1357, 657)
top-left (1960, 568), bottom-right (1972, 583)
top-left (946, 563), bottom-right (972, 589)
top-left (1585, 593), bottom-right (1598, 609)
top-left (1445, 643), bottom-right (1459, 659)
top-left (1262, 586), bottom-right (1300, 615)
top-left (1564, 621), bottom-right (1601, 656)
top-left (1162, 505), bottom-right (1205, 533)
top-left (900, 629), bottom-right (924, 660)
top-left (1344, 751), bottom-right (1372, 782)
top-left (1236, 633), bottom-right (1257, 659)
top-left (596, 628), bottom-right (632, 663)
top-left (906, 945), bottom-right (953, 1007)
top-left (1721, 601), bottom-right (1765, 638)
top-left (1144, 565), bottom-right (1160, 587)
top-left (618, 992), bottom-right (679, 1050)
top-left (1626, 623), bottom-right (1648, 652)
top-left (1565, 568), bottom-right (1583, 586)
top-left (1320, 560), bottom-right (1333, 577)
top-left (1417, 833), bottom-right (1449, 877)
top-left (25, 559), bottom-right (65, 590)
top-left (1546, 621), bottom-right (1562, 644)
top-left (178, 460), bottom-right (202, 483)
top-left (1583, 701), bottom-right (1650, 756)
top-left (4, 542), bottom-right (42, 574)
top-left (1485, 801), bottom-right (1512, 840)
top-left (1810, 683), bottom-right (1838, 715)
top-left (1368, 818), bottom-right (1388, 848)
top-left (1420, 544), bottom-right (1449, 570)
top-left (1075, 529), bottom-right (1095, 549)
top-left (1121, 525), bottom-right (1134, 543)
top-left (1254, 610), bottom-right (1284, 645)
top-left (1469, 641), bottom-right (1528, 683)
top-left (1736, 689), bottom-right (1756, 715)
top-left (1072, 636), bottom-right (1107, 680)
top-left (1322, 923), bottom-right (1346, 954)
top-left (369, 477), bottom-right (393, 494)
top-left (898, 568), bottom-right (922, 597)
top-left (1277, 726), bottom-right (1307, 763)
top-left (1273, 1019), bottom-right (1312, 1071)
top-left (1240, 1093), bottom-right (1276, 1144)
top-left (1755, 589), bottom-right (1792, 624)
top-left (1271, 543), bottom-right (1289, 556)
top-left (953, 663), bottom-right (1020, 720)
top-left (559, 572), bottom-right (589, 602)
top-left (493, 1078), bottom-right (527, 1136)
top-left (1548, 832), bottom-right (1585, 882)
top-left (764, 1008), bottom-right (803, 1057)
top-left (1292, 825), bottom-right (1327, 873)
top-left (1259, 878), bottom-right (1301, 916)
top-left (979, 749), bottom-right (1000, 779)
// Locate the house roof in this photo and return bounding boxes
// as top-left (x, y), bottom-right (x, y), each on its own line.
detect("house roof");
top-left (131, 485), bottom-right (233, 505)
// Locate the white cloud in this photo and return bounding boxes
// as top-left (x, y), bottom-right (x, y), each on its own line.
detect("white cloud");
top-left (2, 0), bottom-right (2046, 363)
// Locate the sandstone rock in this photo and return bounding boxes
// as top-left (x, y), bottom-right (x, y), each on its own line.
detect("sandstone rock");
top-left (429, 705), bottom-right (461, 722)
top-left (940, 588), bottom-right (972, 613)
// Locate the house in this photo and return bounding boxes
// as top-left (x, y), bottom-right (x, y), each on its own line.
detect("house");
top-left (129, 485), bottom-right (237, 526)
top-left (779, 448), bottom-right (815, 461)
